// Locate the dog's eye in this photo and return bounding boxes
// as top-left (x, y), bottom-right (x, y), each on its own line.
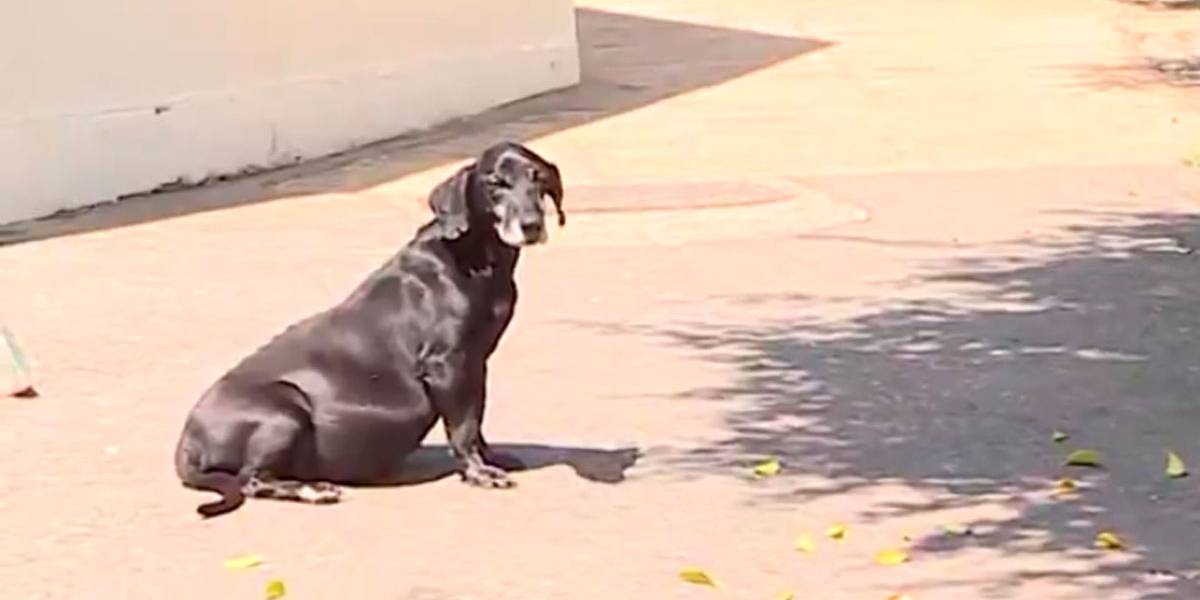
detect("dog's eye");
top-left (484, 174), bottom-right (510, 188)
top-left (528, 168), bottom-right (540, 183)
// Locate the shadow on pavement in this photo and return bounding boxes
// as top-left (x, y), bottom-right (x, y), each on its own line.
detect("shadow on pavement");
top-left (367, 443), bottom-right (642, 487)
top-left (596, 209), bottom-right (1200, 598)
top-left (0, 9), bottom-right (829, 247)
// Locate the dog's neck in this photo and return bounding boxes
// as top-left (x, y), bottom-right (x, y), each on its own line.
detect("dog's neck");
top-left (444, 225), bottom-right (515, 279)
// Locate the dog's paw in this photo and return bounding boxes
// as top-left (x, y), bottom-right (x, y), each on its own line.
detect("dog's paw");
top-left (298, 482), bottom-right (342, 504)
top-left (462, 465), bottom-right (516, 489)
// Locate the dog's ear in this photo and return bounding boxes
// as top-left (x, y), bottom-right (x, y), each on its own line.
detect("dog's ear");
top-left (427, 165), bottom-right (473, 239)
top-left (543, 160), bottom-right (566, 227)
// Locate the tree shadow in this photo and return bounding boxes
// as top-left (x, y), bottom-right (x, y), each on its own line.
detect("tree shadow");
top-left (599, 211), bottom-right (1200, 597)
top-left (1116, 0), bottom-right (1200, 10)
top-left (1059, 58), bottom-right (1200, 92)
top-left (361, 443), bottom-right (641, 487)
top-left (0, 9), bottom-right (829, 246)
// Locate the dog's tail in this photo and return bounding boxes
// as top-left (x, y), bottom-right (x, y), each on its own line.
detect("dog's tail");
top-left (174, 434), bottom-right (246, 518)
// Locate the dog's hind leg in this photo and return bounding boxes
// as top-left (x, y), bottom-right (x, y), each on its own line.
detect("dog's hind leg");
top-left (235, 383), bottom-right (342, 506)
top-left (183, 381), bottom-right (341, 517)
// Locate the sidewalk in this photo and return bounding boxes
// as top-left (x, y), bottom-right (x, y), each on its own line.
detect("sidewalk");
top-left (2, 1), bottom-right (1200, 599)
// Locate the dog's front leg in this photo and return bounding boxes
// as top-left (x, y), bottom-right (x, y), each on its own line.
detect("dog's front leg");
top-left (474, 366), bottom-right (526, 471)
top-left (424, 351), bottom-right (514, 489)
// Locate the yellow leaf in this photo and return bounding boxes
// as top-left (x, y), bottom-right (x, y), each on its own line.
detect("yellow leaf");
top-left (875, 549), bottom-right (910, 566)
top-left (793, 534), bottom-right (816, 553)
top-left (223, 554), bottom-right (264, 570)
top-left (1166, 451), bottom-right (1188, 479)
top-left (1095, 531), bottom-right (1126, 551)
top-left (826, 523), bottom-right (848, 540)
top-left (679, 568), bottom-right (721, 588)
top-left (1065, 449), bottom-right (1103, 468)
top-left (1052, 430), bottom-right (1069, 443)
top-left (777, 592), bottom-right (795, 600)
top-left (942, 523), bottom-right (972, 536)
top-left (753, 457), bottom-right (782, 477)
top-left (887, 595), bottom-right (913, 600)
top-left (265, 580), bottom-right (287, 599)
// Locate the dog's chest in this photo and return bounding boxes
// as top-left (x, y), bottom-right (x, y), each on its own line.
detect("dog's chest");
top-left (451, 270), bottom-right (513, 330)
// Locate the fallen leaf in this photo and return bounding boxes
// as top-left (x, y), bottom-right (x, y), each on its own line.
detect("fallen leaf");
top-left (887, 595), bottom-right (913, 600)
top-left (265, 580), bottom-right (287, 599)
top-left (1052, 430), bottom-right (1070, 443)
top-left (776, 592), bottom-right (795, 600)
top-left (753, 457), bottom-right (782, 478)
top-left (827, 523), bottom-right (848, 540)
top-left (1095, 531), bottom-right (1126, 551)
top-left (942, 523), bottom-right (973, 536)
top-left (875, 549), bottom-right (910, 566)
top-left (1166, 451), bottom-right (1188, 479)
top-left (1065, 449), bottom-right (1103, 468)
top-left (679, 568), bottom-right (721, 588)
top-left (223, 554), bottom-right (264, 570)
top-left (793, 534), bottom-right (816, 553)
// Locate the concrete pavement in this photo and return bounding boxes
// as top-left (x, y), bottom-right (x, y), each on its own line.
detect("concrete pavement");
top-left (2, 1), bottom-right (1200, 598)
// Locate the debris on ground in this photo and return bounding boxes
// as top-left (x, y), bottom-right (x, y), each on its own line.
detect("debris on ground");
top-left (1, 326), bottom-right (37, 398)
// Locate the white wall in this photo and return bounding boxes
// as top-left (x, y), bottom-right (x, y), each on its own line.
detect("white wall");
top-left (0, 1), bottom-right (580, 224)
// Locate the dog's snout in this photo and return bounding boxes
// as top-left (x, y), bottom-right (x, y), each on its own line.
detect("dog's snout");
top-left (520, 220), bottom-right (544, 238)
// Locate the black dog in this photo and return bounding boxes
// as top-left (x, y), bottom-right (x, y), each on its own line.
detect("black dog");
top-left (173, 141), bottom-right (565, 518)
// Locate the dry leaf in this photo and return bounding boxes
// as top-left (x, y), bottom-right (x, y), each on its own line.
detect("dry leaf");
top-left (753, 457), bottom-right (782, 477)
top-left (776, 592), bottom-right (795, 600)
top-left (679, 568), bottom-right (721, 588)
top-left (1095, 531), bottom-right (1126, 551)
top-left (265, 580), bottom-right (287, 599)
top-left (793, 534), bottom-right (816, 553)
top-left (1052, 430), bottom-right (1069, 443)
top-left (875, 549), bottom-right (910, 566)
top-left (942, 523), bottom-right (973, 536)
top-left (826, 523), bottom-right (848, 540)
top-left (1065, 449), bottom-right (1103, 468)
top-left (223, 554), bottom-right (264, 570)
top-left (887, 595), bottom-right (913, 600)
top-left (1166, 451), bottom-right (1188, 479)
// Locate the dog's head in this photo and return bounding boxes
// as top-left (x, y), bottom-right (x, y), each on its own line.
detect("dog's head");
top-left (427, 141), bottom-right (565, 246)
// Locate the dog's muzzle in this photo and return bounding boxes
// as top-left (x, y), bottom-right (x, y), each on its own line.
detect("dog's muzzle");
top-left (520, 219), bottom-right (546, 244)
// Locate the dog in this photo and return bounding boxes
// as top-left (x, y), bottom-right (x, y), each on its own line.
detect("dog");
top-left (173, 141), bottom-right (565, 518)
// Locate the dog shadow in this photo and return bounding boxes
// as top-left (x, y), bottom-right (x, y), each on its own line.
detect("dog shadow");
top-left (375, 443), bottom-right (642, 486)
